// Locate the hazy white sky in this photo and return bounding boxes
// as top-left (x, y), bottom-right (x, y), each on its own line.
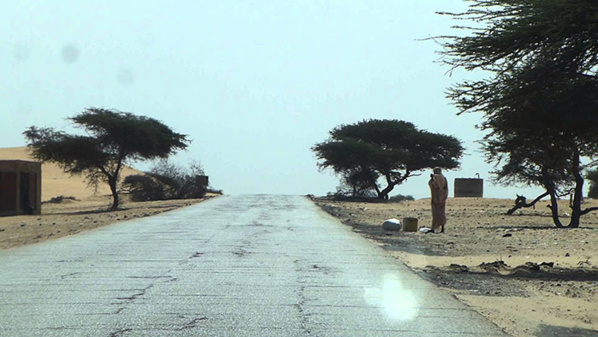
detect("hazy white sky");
top-left (1, 0), bottom-right (546, 199)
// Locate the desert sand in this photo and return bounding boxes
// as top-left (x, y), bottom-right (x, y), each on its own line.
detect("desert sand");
top-left (0, 147), bottom-right (143, 200)
top-left (313, 196), bottom-right (598, 337)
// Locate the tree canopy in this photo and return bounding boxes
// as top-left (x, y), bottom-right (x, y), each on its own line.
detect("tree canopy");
top-left (24, 108), bottom-right (189, 209)
top-left (313, 119), bottom-right (463, 199)
top-left (438, 0), bottom-right (598, 227)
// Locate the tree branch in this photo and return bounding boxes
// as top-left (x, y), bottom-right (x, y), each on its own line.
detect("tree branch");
top-left (581, 207), bottom-right (598, 216)
top-left (506, 191), bottom-right (549, 215)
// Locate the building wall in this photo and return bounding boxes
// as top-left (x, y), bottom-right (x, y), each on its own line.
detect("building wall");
top-left (454, 178), bottom-right (484, 198)
top-left (0, 160), bottom-right (42, 216)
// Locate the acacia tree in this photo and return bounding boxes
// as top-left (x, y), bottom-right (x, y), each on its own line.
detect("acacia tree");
top-left (24, 108), bottom-right (189, 209)
top-left (438, 0), bottom-right (598, 227)
top-left (313, 119), bottom-right (463, 199)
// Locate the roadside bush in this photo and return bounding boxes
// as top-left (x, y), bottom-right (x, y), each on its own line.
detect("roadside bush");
top-left (42, 195), bottom-right (78, 204)
top-left (122, 175), bottom-right (167, 201)
top-left (324, 190), bottom-right (414, 203)
top-left (123, 159), bottom-right (209, 201)
top-left (389, 194), bottom-right (415, 202)
top-left (207, 188), bottom-right (223, 195)
top-left (334, 181), bottom-right (378, 200)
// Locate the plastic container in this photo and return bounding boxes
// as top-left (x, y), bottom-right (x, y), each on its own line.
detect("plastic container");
top-left (402, 217), bottom-right (418, 232)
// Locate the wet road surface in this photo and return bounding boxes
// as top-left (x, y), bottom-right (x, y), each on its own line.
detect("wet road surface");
top-left (0, 195), bottom-right (507, 336)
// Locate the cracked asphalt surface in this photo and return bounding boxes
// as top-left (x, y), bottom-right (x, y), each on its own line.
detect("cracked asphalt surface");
top-left (0, 195), bottom-right (508, 336)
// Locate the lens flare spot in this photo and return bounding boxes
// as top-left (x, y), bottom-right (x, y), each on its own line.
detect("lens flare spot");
top-left (364, 274), bottom-right (418, 321)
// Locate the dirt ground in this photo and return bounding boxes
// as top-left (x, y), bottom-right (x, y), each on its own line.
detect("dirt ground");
top-left (0, 194), bottom-right (209, 250)
top-left (313, 196), bottom-right (598, 337)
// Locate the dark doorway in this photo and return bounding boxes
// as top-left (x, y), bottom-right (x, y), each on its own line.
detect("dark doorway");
top-left (20, 172), bottom-right (36, 214)
top-left (0, 172), bottom-right (17, 212)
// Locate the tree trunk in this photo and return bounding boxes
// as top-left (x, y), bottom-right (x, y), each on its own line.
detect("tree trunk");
top-left (547, 191), bottom-right (567, 228)
top-left (568, 153), bottom-right (585, 228)
top-left (108, 176), bottom-right (119, 210)
top-left (108, 158), bottom-right (124, 210)
top-left (541, 147), bottom-right (598, 227)
top-left (377, 171), bottom-right (405, 200)
top-left (378, 185), bottom-right (394, 199)
top-left (546, 185), bottom-right (582, 228)
top-left (373, 184), bottom-right (382, 198)
top-left (542, 149), bottom-right (585, 228)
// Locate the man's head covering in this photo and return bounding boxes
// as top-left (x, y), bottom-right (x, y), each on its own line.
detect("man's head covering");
top-left (433, 167), bottom-right (442, 174)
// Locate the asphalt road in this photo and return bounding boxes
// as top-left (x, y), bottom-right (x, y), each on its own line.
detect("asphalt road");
top-left (0, 195), bottom-right (508, 336)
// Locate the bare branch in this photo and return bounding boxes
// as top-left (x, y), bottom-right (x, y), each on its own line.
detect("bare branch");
top-left (506, 192), bottom-right (549, 215)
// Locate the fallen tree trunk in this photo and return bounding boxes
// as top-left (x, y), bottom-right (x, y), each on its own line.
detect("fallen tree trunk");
top-left (506, 192), bottom-right (549, 215)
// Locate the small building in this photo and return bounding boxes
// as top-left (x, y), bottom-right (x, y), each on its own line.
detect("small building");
top-left (0, 160), bottom-right (42, 216)
top-left (454, 178), bottom-right (484, 198)
top-left (196, 175), bottom-right (209, 188)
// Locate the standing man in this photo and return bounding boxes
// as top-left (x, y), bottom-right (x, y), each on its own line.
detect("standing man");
top-left (429, 167), bottom-right (449, 233)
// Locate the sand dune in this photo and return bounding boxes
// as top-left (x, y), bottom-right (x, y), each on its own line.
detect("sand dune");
top-left (0, 147), bottom-right (143, 201)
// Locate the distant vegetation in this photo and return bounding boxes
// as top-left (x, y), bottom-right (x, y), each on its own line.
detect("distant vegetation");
top-left (325, 191), bottom-right (414, 203)
top-left (389, 194), bottom-right (415, 202)
top-left (24, 108), bottom-right (189, 210)
top-left (313, 119), bottom-right (463, 200)
top-left (123, 159), bottom-right (218, 202)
